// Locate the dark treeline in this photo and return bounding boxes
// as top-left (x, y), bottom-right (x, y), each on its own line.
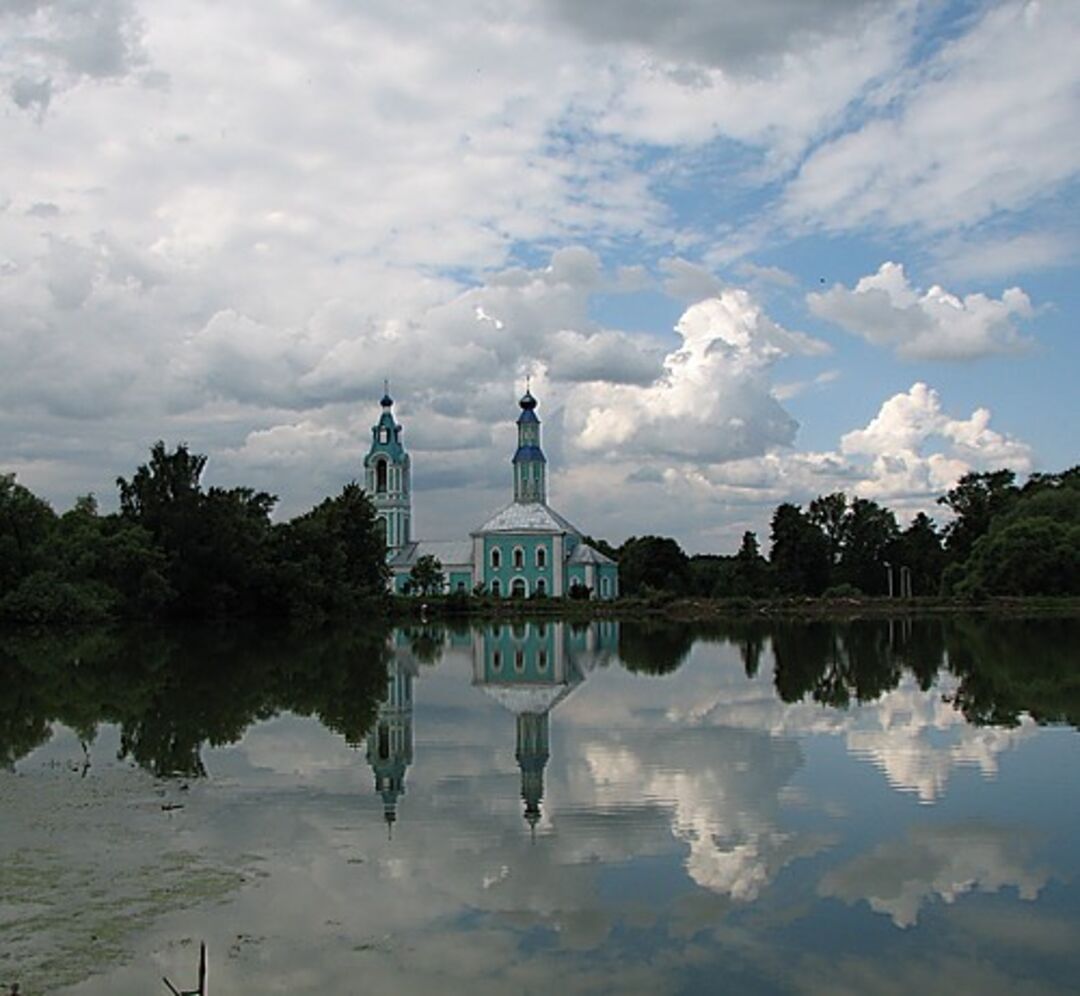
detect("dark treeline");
top-left (0, 621), bottom-right (391, 775)
top-left (1, 442), bottom-right (388, 624)
top-left (609, 466), bottom-right (1080, 600)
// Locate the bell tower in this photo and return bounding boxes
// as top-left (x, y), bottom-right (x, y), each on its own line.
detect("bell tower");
top-left (512, 388), bottom-right (546, 504)
top-left (364, 386), bottom-right (411, 553)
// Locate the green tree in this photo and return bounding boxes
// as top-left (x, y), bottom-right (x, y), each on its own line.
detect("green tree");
top-left (938, 469), bottom-right (1018, 564)
top-left (892, 512), bottom-right (945, 596)
top-left (958, 517), bottom-right (1080, 596)
top-left (617, 535), bottom-right (691, 595)
top-left (0, 473), bottom-right (56, 598)
top-left (272, 482), bottom-right (388, 617)
top-left (732, 530), bottom-right (770, 597)
top-left (769, 504), bottom-right (830, 596)
top-left (808, 492), bottom-right (849, 570)
top-left (838, 498), bottom-right (899, 595)
top-left (406, 555), bottom-right (445, 596)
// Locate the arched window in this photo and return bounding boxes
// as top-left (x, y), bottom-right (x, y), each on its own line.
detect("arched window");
top-left (493, 650), bottom-right (502, 671)
top-left (491, 548), bottom-right (501, 569)
top-left (491, 579), bottom-right (501, 597)
top-left (511, 577), bottom-right (527, 598)
top-left (379, 426), bottom-right (389, 444)
top-left (601, 577), bottom-right (610, 597)
top-left (513, 546), bottom-right (524, 569)
top-left (375, 517), bottom-right (388, 544)
top-left (536, 578), bottom-right (546, 597)
top-left (514, 649), bottom-right (525, 672)
top-left (536, 546), bottom-right (546, 568)
top-left (376, 459), bottom-right (388, 493)
top-left (538, 649), bottom-right (548, 671)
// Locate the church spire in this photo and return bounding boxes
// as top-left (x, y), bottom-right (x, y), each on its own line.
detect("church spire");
top-left (364, 389), bottom-right (411, 553)
top-left (512, 387), bottom-right (546, 503)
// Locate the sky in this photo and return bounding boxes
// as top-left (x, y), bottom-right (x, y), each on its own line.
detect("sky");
top-left (1, 0), bottom-right (1078, 552)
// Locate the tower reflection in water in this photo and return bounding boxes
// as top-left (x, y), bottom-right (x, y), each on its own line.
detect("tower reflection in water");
top-left (364, 645), bottom-right (416, 834)
top-left (365, 620), bottom-right (619, 832)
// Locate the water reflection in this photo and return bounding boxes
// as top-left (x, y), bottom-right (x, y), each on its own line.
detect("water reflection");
top-left (1, 615), bottom-right (1078, 783)
top-left (364, 621), bottom-right (619, 830)
top-left (4, 615), bottom-right (1080, 995)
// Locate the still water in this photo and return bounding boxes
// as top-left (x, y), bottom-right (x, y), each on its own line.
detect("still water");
top-left (2, 616), bottom-right (1079, 994)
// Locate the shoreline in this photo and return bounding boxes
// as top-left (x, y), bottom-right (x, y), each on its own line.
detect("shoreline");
top-left (390, 594), bottom-right (1080, 623)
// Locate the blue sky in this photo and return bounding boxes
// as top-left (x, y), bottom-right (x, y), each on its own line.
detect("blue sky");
top-left (0, 0), bottom-right (1077, 551)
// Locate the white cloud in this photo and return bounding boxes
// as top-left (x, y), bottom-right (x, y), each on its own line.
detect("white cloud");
top-left (783, 2), bottom-right (1080, 233)
top-left (936, 231), bottom-right (1076, 281)
top-left (1, 0), bottom-right (148, 117)
top-left (839, 381), bottom-right (1033, 500)
top-left (567, 291), bottom-right (827, 463)
top-left (808, 262), bottom-right (1033, 360)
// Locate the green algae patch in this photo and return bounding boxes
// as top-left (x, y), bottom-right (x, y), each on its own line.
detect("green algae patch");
top-left (0, 766), bottom-right (251, 993)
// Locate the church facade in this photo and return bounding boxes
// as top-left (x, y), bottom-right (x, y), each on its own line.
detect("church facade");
top-left (364, 388), bottom-right (618, 600)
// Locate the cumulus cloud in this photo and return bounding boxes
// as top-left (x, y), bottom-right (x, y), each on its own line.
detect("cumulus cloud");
top-left (839, 381), bottom-right (1033, 499)
top-left (808, 262), bottom-right (1033, 360)
top-left (596, 381), bottom-right (1034, 550)
top-left (568, 290), bottom-right (827, 463)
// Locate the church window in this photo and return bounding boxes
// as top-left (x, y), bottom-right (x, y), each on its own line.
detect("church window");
top-left (536, 578), bottom-right (546, 596)
top-left (513, 546), bottom-right (524, 569)
top-left (538, 649), bottom-right (548, 671)
top-left (375, 517), bottom-right (387, 543)
top-left (376, 459), bottom-right (387, 493)
top-left (536, 546), bottom-right (546, 568)
top-left (493, 650), bottom-right (502, 671)
top-left (601, 577), bottom-right (610, 597)
top-left (379, 426), bottom-right (389, 444)
top-left (511, 577), bottom-right (527, 598)
top-left (491, 579), bottom-right (501, 597)
top-left (514, 649), bottom-right (525, 672)
top-left (491, 548), bottom-right (501, 569)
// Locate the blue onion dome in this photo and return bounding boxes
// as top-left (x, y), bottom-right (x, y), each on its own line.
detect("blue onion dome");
top-left (519, 389), bottom-right (537, 412)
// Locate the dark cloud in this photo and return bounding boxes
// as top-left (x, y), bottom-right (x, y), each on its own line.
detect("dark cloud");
top-left (2, 0), bottom-right (146, 114)
top-left (543, 0), bottom-right (890, 75)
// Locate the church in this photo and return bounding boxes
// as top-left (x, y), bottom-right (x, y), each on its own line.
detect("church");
top-left (363, 387), bottom-right (619, 599)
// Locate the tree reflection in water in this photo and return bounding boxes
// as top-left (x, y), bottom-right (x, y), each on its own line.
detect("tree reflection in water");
top-left (1, 614), bottom-right (1077, 776)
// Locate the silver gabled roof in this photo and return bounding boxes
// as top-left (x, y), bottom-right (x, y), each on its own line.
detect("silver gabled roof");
top-left (388, 539), bottom-right (474, 569)
top-left (472, 501), bottom-right (582, 536)
top-left (568, 543), bottom-right (615, 565)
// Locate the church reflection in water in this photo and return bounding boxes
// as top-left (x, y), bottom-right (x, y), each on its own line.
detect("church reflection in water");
top-left (364, 620), bottom-right (618, 832)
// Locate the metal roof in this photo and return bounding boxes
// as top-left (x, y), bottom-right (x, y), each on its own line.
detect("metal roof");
top-left (568, 543), bottom-right (616, 565)
top-left (473, 501), bottom-right (582, 535)
top-left (388, 539), bottom-right (474, 568)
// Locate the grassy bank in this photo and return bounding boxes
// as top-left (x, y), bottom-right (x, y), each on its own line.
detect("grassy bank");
top-left (390, 593), bottom-right (1080, 623)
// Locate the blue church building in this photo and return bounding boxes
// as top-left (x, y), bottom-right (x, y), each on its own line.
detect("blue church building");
top-left (365, 387), bottom-right (618, 599)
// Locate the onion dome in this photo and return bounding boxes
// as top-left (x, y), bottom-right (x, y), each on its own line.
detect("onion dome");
top-left (519, 389), bottom-right (537, 412)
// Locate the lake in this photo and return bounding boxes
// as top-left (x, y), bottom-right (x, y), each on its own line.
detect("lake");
top-left (2, 615), bottom-right (1079, 994)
